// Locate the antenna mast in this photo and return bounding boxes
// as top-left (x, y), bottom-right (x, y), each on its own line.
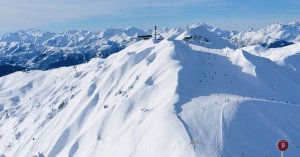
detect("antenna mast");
top-left (154, 26), bottom-right (157, 40)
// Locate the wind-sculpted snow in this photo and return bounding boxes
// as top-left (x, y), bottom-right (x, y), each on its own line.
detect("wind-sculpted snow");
top-left (0, 34), bottom-right (300, 157)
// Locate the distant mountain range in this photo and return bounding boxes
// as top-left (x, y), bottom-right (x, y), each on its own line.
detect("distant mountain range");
top-left (0, 27), bottom-right (146, 75)
top-left (1, 21), bottom-right (300, 77)
top-left (231, 21), bottom-right (300, 47)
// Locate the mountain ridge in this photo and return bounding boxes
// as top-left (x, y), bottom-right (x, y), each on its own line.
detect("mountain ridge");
top-left (231, 20), bottom-right (300, 47)
top-left (1, 38), bottom-right (300, 156)
top-left (0, 24), bottom-right (237, 77)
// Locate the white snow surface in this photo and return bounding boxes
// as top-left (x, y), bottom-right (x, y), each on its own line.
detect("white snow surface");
top-left (231, 21), bottom-right (300, 47)
top-left (0, 38), bottom-right (300, 157)
top-left (176, 24), bottom-right (236, 49)
top-left (194, 23), bottom-right (237, 39)
top-left (242, 43), bottom-right (300, 66)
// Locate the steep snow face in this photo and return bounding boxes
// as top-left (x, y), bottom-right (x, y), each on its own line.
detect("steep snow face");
top-left (0, 39), bottom-right (194, 157)
top-left (242, 42), bottom-right (300, 66)
top-left (1, 38), bottom-right (300, 157)
top-left (231, 21), bottom-right (300, 47)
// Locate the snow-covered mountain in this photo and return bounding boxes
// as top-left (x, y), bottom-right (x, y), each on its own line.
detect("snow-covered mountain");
top-left (176, 24), bottom-right (236, 49)
top-left (193, 23), bottom-right (238, 39)
top-left (0, 28), bottom-right (150, 77)
top-left (231, 21), bottom-right (300, 47)
top-left (0, 25), bottom-right (237, 77)
top-left (1, 36), bottom-right (300, 157)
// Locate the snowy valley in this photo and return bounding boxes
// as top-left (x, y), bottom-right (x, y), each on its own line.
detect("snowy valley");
top-left (0, 22), bottom-right (300, 157)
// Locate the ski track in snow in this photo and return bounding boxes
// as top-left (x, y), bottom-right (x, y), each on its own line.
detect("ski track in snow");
top-left (0, 31), bottom-right (300, 157)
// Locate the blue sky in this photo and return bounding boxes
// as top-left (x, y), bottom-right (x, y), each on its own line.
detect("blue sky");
top-left (0, 0), bottom-right (299, 33)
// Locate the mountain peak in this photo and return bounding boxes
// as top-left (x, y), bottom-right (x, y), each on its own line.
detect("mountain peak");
top-left (123, 26), bottom-right (148, 36)
top-left (1, 39), bottom-right (300, 156)
top-left (231, 21), bottom-right (300, 47)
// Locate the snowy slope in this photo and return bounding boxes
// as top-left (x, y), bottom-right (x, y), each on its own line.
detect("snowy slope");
top-left (231, 21), bottom-right (300, 47)
top-left (242, 42), bottom-right (300, 65)
top-left (1, 38), bottom-right (300, 157)
top-left (176, 24), bottom-right (236, 49)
